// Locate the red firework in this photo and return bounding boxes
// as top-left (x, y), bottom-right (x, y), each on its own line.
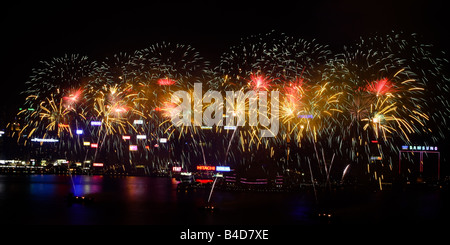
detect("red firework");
top-left (248, 74), bottom-right (272, 91)
top-left (365, 78), bottom-right (396, 95)
top-left (157, 78), bottom-right (176, 86)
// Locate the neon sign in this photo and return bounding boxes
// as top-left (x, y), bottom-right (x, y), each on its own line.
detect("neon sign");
top-left (402, 145), bottom-right (438, 151)
top-left (216, 166), bottom-right (231, 172)
top-left (31, 138), bottom-right (59, 143)
top-left (91, 121), bottom-right (101, 126)
top-left (197, 166), bottom-right (215, 171)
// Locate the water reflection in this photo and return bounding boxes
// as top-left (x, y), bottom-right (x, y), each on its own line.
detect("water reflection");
top-left (71, 175), bottom-right (103, 196)
top-left (29, 175), bottom-right (59, 197)
top-left (0, 174), bottom-right (447, 225)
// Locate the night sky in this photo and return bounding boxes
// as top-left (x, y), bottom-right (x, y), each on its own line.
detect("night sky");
top-left (1, 0), bottom-right (449, 126)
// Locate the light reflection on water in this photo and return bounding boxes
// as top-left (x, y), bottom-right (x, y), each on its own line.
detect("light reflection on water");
top-left (0, 174), bottom-right (314, 225)
top-left (0, 174), bottom-right (448, 225)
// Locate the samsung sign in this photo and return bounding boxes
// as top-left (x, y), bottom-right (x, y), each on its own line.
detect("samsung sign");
top-left (402, 145), bottom-right (438, 151)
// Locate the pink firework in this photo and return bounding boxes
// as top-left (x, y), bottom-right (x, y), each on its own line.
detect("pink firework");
top-left (63, 88), bottom-right (83, 109)
top-left (157, 78), bottom-right (176, 86)
top-left (248, 74), bottom-right (272, 91)
top-left (63, 89), bottom-right (83, 102)
top-left (365, 78), bottom-right (396, 95)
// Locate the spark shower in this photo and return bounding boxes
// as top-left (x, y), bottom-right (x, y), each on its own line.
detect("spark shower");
top-left (170, 82), bottom-right (280, 138)
top-left (11, 30), bottom-right (450, 183)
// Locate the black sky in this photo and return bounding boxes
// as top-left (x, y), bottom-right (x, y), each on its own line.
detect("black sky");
top-left (0, 0), bottom-right (449, 125)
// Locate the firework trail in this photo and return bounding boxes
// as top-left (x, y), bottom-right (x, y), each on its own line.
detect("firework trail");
top-left (322, 31), bottom-right (449, 183)
top-left (217, 30), bottom-right (331, 84)
top-left (23, 54), bottom-right (97, 103)
top-left (13, 31), bottom-right (450, 184)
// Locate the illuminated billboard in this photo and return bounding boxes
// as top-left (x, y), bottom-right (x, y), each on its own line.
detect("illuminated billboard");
top-left (137, 135), bottom-right (147, 139)
top-left (197, 165), bottom-right (215, 171)
top-left (31, 138), bottom-right (59, 143)
top-left (91, 121), bottom-right (101, 126)
top-left (216, 166), bottom-right (231, 172)
top-left (401, 145), bottom-right (438, 151)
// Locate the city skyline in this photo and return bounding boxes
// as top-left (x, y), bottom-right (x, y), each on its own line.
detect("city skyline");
top-left (0, 1), bottom-right (449, 234)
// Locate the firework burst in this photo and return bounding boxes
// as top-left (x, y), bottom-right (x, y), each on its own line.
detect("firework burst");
top-left (12, 31), bottom-right (450, 184)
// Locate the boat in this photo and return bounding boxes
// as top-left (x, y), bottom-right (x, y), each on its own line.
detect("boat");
top-left (66, 193), bottom-right (94, 204)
